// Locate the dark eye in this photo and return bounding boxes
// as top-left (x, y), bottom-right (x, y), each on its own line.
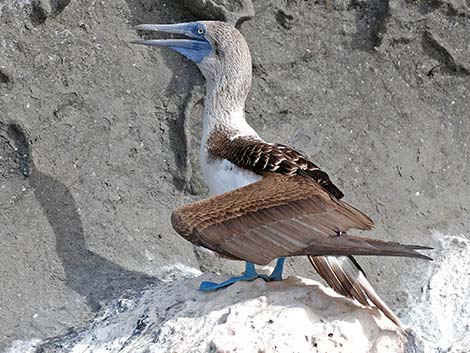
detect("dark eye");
top-left (197, 27), bottom-right (204, 35)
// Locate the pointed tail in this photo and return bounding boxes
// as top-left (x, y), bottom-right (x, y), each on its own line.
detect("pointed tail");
top-left (308, 255), bottom-right (405, 330)
top-left (304, 234), bottom-right (433, 261)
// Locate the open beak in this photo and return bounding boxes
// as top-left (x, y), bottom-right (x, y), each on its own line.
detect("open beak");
top-left (132, 22), bottom-right (212, 64)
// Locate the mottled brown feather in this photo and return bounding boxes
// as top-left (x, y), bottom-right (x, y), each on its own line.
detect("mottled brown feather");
top-left (171, 174), bottom-right (431, 265)
top-left (206, 130), bottom-right (344, 199)
top-left (309, 256), bottom-right (404, 329)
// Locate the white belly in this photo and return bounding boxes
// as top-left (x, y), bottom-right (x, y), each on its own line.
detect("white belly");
top-left (201, 157), bottom-right (262, 195)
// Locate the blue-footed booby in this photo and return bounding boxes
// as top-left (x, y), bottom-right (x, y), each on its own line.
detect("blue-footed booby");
top-left (133, 21), bottom-right (432, 329)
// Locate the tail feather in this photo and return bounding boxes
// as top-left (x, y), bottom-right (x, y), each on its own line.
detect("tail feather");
top-left (308, 255), bottom-right (405, 331)
top-left (305, 234), bottom-right (433, 261)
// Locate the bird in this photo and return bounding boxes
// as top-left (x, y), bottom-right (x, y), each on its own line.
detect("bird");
top-left (133, 21), bottom-right (432, 329)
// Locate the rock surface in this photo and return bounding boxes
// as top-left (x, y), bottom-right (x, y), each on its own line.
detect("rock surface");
top-left (6, 233), bottom-right (470, 353)
top-left (404, 234), bottom-right (470, 353)
top-left (0, 0), bottom-right (469, 352)
top-left (9, 275), bottom-right (406, 353)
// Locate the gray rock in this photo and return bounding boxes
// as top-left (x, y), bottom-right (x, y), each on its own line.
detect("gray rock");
top-left (176, 0), bottom-right (255, 27)
top-left (0, 0), bottom-right (469, 351)
top-left (0, 60), bottom-right (14, 90)
top-left (31, 0), bottom-right (71, 22)
top-left (17, 275), bottom-right (406, 353)
top-left (32, 0), bottom-right (52, 22)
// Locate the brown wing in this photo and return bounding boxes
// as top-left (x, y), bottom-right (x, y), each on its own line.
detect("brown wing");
top-left (171, 174), bottom-right (430, 265)
top-left (207, 130), bottom-right (344, 199)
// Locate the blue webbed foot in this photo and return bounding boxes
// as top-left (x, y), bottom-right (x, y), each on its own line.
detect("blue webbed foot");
top-left (199, 258), bottom-right (286, 291)
top-left (268, 257), bottom-right (285, 281)
top-left (199, 262), bottom-right (268, 291)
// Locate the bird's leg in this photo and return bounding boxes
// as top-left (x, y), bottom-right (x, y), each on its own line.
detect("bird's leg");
top-left (199, 261), bottom-right (268, 291)
top-left (268, 257), bottom-right (285, 281)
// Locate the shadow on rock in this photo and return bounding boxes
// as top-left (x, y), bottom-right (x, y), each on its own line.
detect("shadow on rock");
top-left (8, 123), bottom-right (156, 312)
top-left (125, 0), bottom-right (205, 192)
top-left (349, 0), bottom-right (390, 51)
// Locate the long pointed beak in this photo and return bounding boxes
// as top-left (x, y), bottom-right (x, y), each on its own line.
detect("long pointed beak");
top-left (131, 38), bottom-right (204, 50)
top-left (133, 23), bottom-right (199, 39)
top-left (131, 22), bottom-right (212, 64)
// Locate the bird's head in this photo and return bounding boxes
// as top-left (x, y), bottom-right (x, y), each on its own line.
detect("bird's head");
top-left (133, 21), bottom-right (252, 88)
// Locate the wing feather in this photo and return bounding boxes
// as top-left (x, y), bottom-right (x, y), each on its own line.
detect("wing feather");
top-left (171, 174), bottom-right (430, 265)
top-left (309, 256), bottom-right (405, 329)
top-left (207, 130), bottom-right (344, 199)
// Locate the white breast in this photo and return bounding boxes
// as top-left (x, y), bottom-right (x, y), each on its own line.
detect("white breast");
top-left (201, 155), bottom-right (262, 195)
top-left (199, 108), bottom-right (262, 195)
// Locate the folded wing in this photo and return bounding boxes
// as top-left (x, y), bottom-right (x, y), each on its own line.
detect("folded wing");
top-left (171, 173), bottom-right (431, 265)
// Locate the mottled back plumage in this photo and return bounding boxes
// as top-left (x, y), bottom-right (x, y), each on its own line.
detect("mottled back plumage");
top-left (207, 130), bottom-right (344, 199)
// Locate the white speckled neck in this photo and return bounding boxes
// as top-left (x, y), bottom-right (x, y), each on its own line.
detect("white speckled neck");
top-left (201, 92), bottom-right (257, 140)
top-left (194, 22), bottom-right (256, 139)
top-left (195, 22), bottom-right (262, 196)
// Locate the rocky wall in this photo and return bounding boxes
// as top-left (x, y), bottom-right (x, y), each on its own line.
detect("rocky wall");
top-left (1, 0), bottom-right (469, 351)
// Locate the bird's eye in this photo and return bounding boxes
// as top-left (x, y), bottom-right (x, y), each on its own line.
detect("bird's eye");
top-left (197, 27), bottom-right (204, 35)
